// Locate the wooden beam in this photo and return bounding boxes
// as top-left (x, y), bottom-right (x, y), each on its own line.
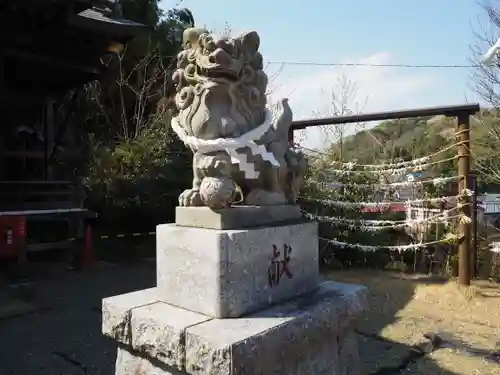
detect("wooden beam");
top-left (4, 49), bottom-right (101, 76)
top-left (2, 151), bottom-right (45, 159)
top-left (0, 180), bottom-right (73, 185)
top-left (291, 104), bottom-right (481, 130)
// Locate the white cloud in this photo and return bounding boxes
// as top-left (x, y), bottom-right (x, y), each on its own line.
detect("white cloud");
top-left (265, 52), bottom-right (436, 150)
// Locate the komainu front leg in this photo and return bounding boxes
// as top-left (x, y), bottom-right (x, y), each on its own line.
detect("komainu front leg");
top-left (178, 155), bottom-right (204, 206)
top-left (178, 151), bottom-right (232, 207)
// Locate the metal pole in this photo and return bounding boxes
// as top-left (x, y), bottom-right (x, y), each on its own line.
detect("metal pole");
top-left (457, 113), bottom-right (471, 286)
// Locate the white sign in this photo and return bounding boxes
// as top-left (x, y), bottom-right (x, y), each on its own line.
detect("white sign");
top-left (490, 242), bottom-right (500, 253)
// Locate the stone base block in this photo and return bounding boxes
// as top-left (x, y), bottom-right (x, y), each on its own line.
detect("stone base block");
top-left (115, 347), bottom-right (180, 375)
top-left (156, 221), bottom-right (319, 318)
top-left (175, 205), bottom-right (302, 230)
top-left (102, 288), bottom-right (211, 372)
top-left (104, 281), bottom-right (368, 375)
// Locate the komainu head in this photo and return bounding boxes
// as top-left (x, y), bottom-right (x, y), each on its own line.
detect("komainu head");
top-left (171, 28), bottom-right (269, 137)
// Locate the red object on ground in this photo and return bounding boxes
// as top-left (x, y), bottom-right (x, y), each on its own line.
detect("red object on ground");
top-left (82, 223), bottom-right (94, 268)
top-left (0, 216), bottom-right (26, 258)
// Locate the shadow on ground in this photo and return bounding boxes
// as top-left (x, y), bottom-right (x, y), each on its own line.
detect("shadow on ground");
top-left (332, 270), bottom-right (499, 375)
top-left (0, 247), bottom-right (498, 375)
top-left (0, 259), bottom-right (157, 375)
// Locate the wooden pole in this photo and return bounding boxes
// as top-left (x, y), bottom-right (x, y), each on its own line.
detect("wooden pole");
top-left (457, 113), bottom-right (471, 286)
top-left (470, 172), bottom-right (478, 279)
top-left (288, 128), bottom-right (294, 145)
top-left (44, 98), bottom-right (55, 180)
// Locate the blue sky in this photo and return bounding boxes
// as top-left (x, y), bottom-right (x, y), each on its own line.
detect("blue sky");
top-left (162, 0), bottom-right (492, 147)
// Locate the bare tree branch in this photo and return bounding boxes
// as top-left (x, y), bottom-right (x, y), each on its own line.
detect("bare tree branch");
top-left (310, 74), bottom-right (369, 155)
top-left (470, 1), bottom-right (500, 184)
top-left (470, 1), bottom-right (500, 108)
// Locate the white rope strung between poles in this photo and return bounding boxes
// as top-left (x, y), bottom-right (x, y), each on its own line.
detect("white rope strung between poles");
top-left (305, 203), bottom-right (471, 225)
top-left (303, 212), bottom-right (462, 232)
top-left (316, 215), bottom-right (461, 232)
top-left (319, 234), bottom-right (459, 253)
top-left (298, 142), bottom-right (462, 170)
top-left (318, 156), bottom-right (458, 176)
top-left (299, 189), bottom-right (473, 209)
top-left (308, 175), bottom-right (459, 190)
top-left (305, 208), bottom-right (453, 225)
top-left (418, 207), bottom-right (453, 213)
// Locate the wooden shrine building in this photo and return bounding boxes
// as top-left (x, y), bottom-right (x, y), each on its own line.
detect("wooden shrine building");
top-left (0, 0), bottom-right (143, 263)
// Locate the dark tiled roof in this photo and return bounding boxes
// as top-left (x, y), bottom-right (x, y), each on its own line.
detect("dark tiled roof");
top-left (77, 8), bottom-right (143, 28)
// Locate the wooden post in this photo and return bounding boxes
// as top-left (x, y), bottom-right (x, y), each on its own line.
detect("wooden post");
top-left (44, 98), bottom-right (55, 180)
top-left (0, 53), bottom-right (4, 107)
top-left (0, 54), bottom-right (4, 174)
top-left (288, 128), bottom-right (294, 145)
top-left (470, 172), bottom-right (478, 279)
top-left (457, 112), bottom-right (471, 286)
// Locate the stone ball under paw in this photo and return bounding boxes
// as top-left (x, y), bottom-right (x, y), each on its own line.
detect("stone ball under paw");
top-left (199, 177), bottom-right (236, 209)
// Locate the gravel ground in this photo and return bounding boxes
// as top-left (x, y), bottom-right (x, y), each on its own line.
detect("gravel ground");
top-left (332, 270), bottom-right (500, 375)
top-left (1, 262), bottom-right (498, 375)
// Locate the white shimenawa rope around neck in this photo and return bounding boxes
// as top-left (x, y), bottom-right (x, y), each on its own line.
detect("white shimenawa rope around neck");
top-left (171, 108), bottom-right (280, 179)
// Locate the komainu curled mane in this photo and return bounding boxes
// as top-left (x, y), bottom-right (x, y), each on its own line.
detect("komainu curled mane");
top-left (170, 27), bottom-right (307, 208)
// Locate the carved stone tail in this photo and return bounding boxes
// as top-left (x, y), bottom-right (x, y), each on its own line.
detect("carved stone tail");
top-left (271, 98), bottom-right (293, 140)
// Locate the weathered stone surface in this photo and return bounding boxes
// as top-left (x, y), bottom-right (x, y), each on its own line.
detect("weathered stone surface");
top-left (108, 281), bottom-right (367, 375)
top-left (156, 221), bottom-right (319, 318)
top-left (103, 288), bottom-right (211, 372)
top-left (115, 347), bottom-right (183, 375)
top-left (102, 288), bottom-right (160, 345)
top-left (175, 205), bottom-right (302, 230)
top-left (131, 302), bottom-right (212, 370)
top-left (338, 330), bottom-right (362, 375)
top-left (184, 281), bottom-right (368, 375)
top-left (171, 28), bottom-right (307, 208)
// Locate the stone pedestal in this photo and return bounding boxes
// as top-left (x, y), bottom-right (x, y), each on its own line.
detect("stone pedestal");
top-left (102, 206), bottom-right (368, 375)
top-left (156, 221), bottom-right (319, 318)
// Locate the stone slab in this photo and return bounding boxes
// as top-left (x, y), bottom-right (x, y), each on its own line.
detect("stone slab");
top-left (115, 337), bottom-right (342, 375)
top-left (115, 347), bottom-right (182, 375)
top-left (338, 330), bottom-right (362, 375)
top-left (102, 288), bottom-right (160, 345)
top-left (184, 281), bottom-right (367, 375)
top-left (175, 205), bottom-right (302, 230)
top-left (156, 221), bottom-right (319, 318)
top-left (109, 281), bottom-right (368, 375)
top-left (103, 288), bottom-right (212, 371)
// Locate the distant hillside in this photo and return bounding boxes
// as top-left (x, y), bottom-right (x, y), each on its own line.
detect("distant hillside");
top-left (321, 109), bottom-right (500, 183)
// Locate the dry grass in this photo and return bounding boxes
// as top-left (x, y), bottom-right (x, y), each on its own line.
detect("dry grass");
top-left (329, 270), bottom-right (500, 375)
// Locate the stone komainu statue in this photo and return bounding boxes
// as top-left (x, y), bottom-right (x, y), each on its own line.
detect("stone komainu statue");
top-left (170, 27), bottom-right (307, 208)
